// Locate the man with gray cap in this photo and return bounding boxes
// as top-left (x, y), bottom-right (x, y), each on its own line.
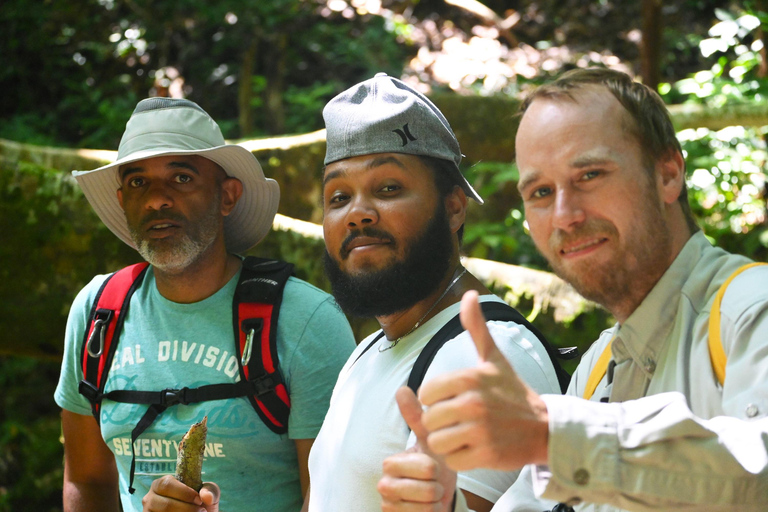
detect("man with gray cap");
top-left (54, 98), bottom-right (355, 512)
top-left (305, 73), bottom-right (563, 511)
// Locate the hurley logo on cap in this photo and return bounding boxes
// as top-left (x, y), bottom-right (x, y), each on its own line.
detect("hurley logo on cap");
top-left (392, 123), bottom-right (417, 146)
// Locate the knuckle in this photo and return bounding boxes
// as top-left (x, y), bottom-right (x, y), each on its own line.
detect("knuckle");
top-left (456, 370), bottom-right (482, 390)
top-left (377, 477), bottom-right (394, 496)
top-left (423, 458), bottom-right (441, 480)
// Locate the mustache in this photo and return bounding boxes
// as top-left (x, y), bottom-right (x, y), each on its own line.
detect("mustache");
top-left (340, 227), bottom-right (395, 259)
top-left (549, 218), bottom-right (617, 252)
top-left (138, 210), bottom-right (187, 229)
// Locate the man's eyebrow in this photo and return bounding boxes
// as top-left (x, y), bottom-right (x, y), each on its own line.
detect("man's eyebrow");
top-left (516, 154), bottom-right (616, 192)
top-left (570, 155), bottom-right (613, 168)
top-left (517, 169), bottom-right (540, 193)
top-left (119, 160), bottom-right (200, 180)
top-left (367, 155), bottom-right (406, 170)
top-left (166, 161), bottom-right (200, 174)
top-left (119, 166), bottom-right (142, 179)
top-left (323, 167), bottom-right (347, 187)
top-left (323, 155), bottom-right (407, 187)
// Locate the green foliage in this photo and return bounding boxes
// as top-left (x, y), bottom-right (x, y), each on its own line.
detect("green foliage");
top-left (0, 160), bottom-right (140, 359)
top-left (1, 0), bottom-right (409, 145)
top-left (0, 357), bottom-right (64, 512)
top-left (462, 162), bottom-right (549, 268)
top-left (659, 6), bottom-right (768, 260)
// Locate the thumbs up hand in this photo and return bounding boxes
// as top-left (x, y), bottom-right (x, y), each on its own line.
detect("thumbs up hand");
top-left (379, 387), bottom-right (457, 512)
top-left (418, 291), bottom-right (551, 472)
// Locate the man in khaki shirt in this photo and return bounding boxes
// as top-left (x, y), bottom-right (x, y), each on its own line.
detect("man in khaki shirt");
top-left (378, 68), bottom-right (768, 512)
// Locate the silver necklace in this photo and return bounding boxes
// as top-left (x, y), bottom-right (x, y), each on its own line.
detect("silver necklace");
top-left (379, 267), bottom-right (468, 353)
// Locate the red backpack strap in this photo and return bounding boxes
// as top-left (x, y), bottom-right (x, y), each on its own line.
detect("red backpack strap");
top-left (78, 262), bottom-right (150, 420)
top-left (234, 257), bottom-right (294, 434)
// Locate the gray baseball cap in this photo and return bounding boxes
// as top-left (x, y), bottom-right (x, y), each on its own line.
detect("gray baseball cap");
top-left (323, 73), bottom-right (483, 204)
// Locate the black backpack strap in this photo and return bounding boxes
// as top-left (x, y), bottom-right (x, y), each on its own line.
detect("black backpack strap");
top-left (407, 301), bottom-right (575, 394)
top-left (78, 263), bottom-right (150, 420)
top-left (233, 256), bottom-right (294, 434)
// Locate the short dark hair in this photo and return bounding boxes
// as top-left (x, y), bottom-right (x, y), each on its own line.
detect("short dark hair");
top-left (420, 155), bottom-right (465, 245)
top-left (519, 68), bottom-right (698, 234)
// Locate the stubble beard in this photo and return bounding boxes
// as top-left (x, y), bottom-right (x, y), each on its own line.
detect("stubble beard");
top-left (546, 194), bottom-right (672, 318)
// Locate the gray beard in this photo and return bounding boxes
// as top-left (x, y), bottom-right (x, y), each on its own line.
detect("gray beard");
top-left (135, 228), bottom-right (217, 273)
top-left (130, 196), bottom-right (222, 273)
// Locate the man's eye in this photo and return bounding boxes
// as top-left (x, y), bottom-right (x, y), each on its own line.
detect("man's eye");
top-left (582, 170), bottom-right (600, 181)
top-left (128, 177), bottom-right (145, 188)
top-left (380, 184), bottom-right (401, 193)
top-left (531, 187), bottom-right (552, 199)
top-left (175, 174), bottom-right (192, 184)
top-left (328, 193), bottom-right (349, 205)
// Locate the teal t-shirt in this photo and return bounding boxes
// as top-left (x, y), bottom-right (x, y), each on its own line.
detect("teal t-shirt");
top-left (55, 266), bottom-right (355, 512)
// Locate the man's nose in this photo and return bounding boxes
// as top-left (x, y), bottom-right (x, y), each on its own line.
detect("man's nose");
top-left (551, 189), bottom-right (585, 231)
top-left (345, 195), bottom-right (378, 228)
top-left (143, 182), bottom-right (174, 211)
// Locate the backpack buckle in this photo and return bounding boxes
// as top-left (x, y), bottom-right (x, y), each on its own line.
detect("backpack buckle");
top-left (87, 309), bottom-right (114, 357)
top-left (160, 387), bottom-right (189, 406)
top-left (250, 374), bottom-right (277, 396)
top-left (78, 380), bottom-right (102, 403)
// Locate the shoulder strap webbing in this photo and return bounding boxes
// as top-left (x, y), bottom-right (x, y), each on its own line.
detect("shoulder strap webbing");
top-left (78, 262), bottom-right (150, 419)
top-left (407, 301), bottom-right (574, 394)
top-left (583, 261), bottom-right (768, 400)
top-left (233, 256), bottom-right (294, 434)
top-left (582, 338), bottom-right (614, 400)
top-left (708, 262), bottom-right (767, 386)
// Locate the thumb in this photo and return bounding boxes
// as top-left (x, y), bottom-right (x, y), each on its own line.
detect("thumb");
top-left (395, 386), bottom-right (431, 448)
top-left (460, 290), bottom-right (503, 363)
top-left (200, 482), bottom-right (220, 512)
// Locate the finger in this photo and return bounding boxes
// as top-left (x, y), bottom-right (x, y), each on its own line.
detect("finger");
top-left (378, 474), bottom-right (445, 504)
top-left (418, 367), bottom-right (476, 408)
top-left (396, 386), bottom-right (430, 445)
top-left (459, 290), bottom-right (502, 363)
top-left (381, 499), bottom-right (444, 512)
top-left (150, 475), bottom-right (203, 504)
top-left (420, 390), bottom-right (476, 434)
top-left (424, 420), bottom-right (474, 460)
top-left (382, 451), bottom-right (444, 480)
top-left (200, 482), bottom-right (220, 512)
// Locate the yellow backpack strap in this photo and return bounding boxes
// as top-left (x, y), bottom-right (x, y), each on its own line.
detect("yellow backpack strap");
top-left (708, 262), bottom-right (767, 387)
top-left (583, 339), bottom-right (614, 400)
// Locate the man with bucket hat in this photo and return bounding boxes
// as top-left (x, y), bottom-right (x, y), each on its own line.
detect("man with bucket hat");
top-left (54, 98), bottom-right (355, 512)
top-left (305, 73), bottom-right (564, 511)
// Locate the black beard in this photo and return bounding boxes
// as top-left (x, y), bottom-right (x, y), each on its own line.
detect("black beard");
top-left (323, 205), bottom-right (454, 318)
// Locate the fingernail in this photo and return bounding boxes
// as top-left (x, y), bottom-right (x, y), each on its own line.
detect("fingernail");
top-left (193, 496), bottom-right (203, 505)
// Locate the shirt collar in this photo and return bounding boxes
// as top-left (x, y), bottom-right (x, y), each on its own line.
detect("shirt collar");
top-left (611, 232), bottom-right (709, 367)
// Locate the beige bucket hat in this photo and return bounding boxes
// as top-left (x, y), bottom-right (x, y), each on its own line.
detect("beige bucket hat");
top-left (72, 98), bottom-right (280, 254)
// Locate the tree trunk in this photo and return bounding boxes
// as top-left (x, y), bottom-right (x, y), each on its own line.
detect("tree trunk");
top-left (640, 0), bottom-right (662, 90)
top-left (263, 33), bottom-right (287, 135)
top-left (238, 38), bottom-right (259, 138)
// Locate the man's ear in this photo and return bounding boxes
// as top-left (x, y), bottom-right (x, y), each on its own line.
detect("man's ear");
top-left (117, 187), bottom-right (124, 210)
top-left (657, 149), bottom-right (685, 205)
top-left (445, 186), bottom-right (467, 234)
top-left (221, 177), bottom-right (243, 216)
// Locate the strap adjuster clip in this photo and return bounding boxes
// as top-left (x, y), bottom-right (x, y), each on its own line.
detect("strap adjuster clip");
top-left (160, 387), bottom-right (189, 406)
top-left (251, 374), bottom-right (277, 396)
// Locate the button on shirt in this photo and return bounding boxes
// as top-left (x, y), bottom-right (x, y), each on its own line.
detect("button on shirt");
top-left (522, 232), bottom-right (768, 511)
